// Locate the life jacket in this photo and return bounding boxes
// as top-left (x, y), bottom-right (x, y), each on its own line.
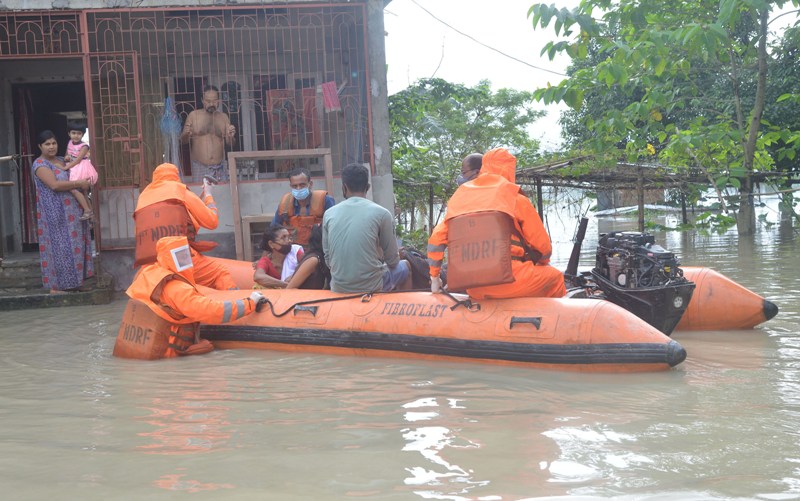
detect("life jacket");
top-left (133, 163), bottom-right (217, 267)
top-left (113, 298), bottom-right (173, 360)
top-left (134, 200), bottom-right (191, 267)
top-left (441, 166), bottom-right (525, 290)
top-left (122, 267), bottom-right (203, 358)
top-left (445, 211), bottom-right (517, 291)
top-left (133, 200), bottom-right (217, 267)
top-left (279, 190), bottom-right (327, 245)
top-left (124, 237), bottom-right (212, 359)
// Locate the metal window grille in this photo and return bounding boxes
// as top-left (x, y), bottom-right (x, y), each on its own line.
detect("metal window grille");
top-left (85, 5), bottom-right (372, 187)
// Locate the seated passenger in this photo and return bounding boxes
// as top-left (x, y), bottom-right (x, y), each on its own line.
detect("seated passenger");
top-left (254, 226), bottom-right (304, 289)
top-left (286, 224), bottom-right (330, 289)
top-left (322, 163), bottom-right (411, 293)
top-left (427, 147), bottom-right (567, 299)
top-left (271, 167), bottom-right (336, 247)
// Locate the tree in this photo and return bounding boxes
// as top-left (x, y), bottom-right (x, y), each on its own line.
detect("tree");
top-left (529, 0), bottom-right (800, 235)
top-left (764, 26), bottom-right (800, 223)
top-left (389, 78), bottom-right (545, 241)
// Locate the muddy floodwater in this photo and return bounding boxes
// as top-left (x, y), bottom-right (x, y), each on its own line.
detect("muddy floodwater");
top-left (1, 209), bottom-right (799, 500)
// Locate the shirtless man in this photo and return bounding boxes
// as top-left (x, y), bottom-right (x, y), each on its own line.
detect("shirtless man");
top-left (181, 85), bottom-right (236, 183)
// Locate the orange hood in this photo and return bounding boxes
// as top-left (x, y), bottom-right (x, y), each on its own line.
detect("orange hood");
top-left (136, 163), bottom-right (187, 209)
top-left (480, 148), bottom-right (517, 183)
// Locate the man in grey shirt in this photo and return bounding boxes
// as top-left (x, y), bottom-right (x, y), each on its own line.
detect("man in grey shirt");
top-left (322, 163), bottom-right (411, 293)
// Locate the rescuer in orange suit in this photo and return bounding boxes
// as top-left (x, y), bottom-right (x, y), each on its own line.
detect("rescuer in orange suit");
top-left (126, 236), bottom-right (265, 358)
top-left (133, 163), bottom-right (237, 290)
top-left (427, 147), bottom-right (567, 299)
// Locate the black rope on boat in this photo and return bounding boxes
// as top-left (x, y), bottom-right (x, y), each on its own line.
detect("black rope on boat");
top-left (442, 290), bottom-right (481, 312)
top-left (256, 288), bottom-right (434, 318)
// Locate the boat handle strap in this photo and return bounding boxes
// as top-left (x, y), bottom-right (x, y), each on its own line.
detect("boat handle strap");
top-left (509, 316), bottom-right (542, 330)
top-left (293, 305), bottom-right (318, 316)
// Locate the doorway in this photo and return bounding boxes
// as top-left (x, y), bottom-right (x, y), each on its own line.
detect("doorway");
top-left (12, 81), bottom-right (87, 252)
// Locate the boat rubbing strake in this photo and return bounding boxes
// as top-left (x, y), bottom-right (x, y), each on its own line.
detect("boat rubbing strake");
top-left (198, 288), bottom-right (685, 372)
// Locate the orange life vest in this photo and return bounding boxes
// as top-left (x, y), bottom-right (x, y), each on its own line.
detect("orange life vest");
top-left (124, 265), bottom-right (205, 358)
top-left (133, 200), bottom-right (216, 267)
top-left (278, 190), bottom-right (327, 245)
top-left (113, 298), bottom-right (173, 360)
top-left (134, 200), bottom-right (191, 267)
top-left (439, 172), bottom-right (527, 290)
top-left (445, 211), bottom-right (516, 291)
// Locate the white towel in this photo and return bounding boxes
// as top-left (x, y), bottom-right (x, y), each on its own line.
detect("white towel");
top-left (281, 244), bottom-right (305, 281)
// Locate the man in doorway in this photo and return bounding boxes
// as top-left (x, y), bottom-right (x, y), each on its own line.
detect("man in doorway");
top-left (322, 163), bottom-right (411, 293)
top-left (181, 85), bottom-right (236, 183)
top-left (271, 167), bottom-right (335, 247)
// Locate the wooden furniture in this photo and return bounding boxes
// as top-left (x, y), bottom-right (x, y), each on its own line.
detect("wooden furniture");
top-left (228, 148), bottom-right (334, 260)
top-left (241, 214), bottom-right (274, 262)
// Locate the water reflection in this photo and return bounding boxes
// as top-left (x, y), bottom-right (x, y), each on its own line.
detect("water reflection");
top-left (1, 204), bottom-right (799, 499)
top-left (401, 397), bottom-right (484, 496)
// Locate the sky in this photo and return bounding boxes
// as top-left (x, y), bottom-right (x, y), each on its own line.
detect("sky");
top-left (383, 0), bottom-right (578, 151)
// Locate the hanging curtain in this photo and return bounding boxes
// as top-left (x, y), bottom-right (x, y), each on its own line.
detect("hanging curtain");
top-left (16, 87), bottom-right (37, 245)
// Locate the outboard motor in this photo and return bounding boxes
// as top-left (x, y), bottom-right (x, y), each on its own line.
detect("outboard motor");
top-left (595, 232), bottom-right (683, 289)
top-left (591, 231), bottom-right (695, 335)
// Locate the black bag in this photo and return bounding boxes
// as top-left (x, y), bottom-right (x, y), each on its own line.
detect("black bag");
top-left (400, 247), bottom-right (431, 290)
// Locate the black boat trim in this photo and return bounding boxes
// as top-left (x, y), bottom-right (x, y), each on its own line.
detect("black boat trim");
top-left (200, 325), bottom-right (687, 367)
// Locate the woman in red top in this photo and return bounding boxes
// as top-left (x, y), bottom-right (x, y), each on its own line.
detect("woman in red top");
top-left (253, 226), bottom-right (303, 288)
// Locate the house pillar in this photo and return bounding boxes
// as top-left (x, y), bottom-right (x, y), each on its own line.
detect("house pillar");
top-left (366, 0), bottom-right (394, 213)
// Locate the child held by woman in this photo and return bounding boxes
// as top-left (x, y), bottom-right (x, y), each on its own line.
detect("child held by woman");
top-left (63, 121), bottom-right (99, 221)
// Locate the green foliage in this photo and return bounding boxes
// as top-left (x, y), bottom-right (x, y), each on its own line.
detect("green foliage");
top-left (693, 211), bottom-right (738, 232)
top-left (396, 227), bottom-right (430, 253)
top-left (528, 0), bottom-right (800, 235)
top-left (389, 78), bottom-right (545, 231)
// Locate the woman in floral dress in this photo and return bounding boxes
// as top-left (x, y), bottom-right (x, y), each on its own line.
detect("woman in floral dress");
top-left (31, 130), bottom-right (94, 293)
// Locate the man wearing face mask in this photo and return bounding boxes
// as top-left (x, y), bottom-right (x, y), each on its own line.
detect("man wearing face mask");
top-left (427, 148), bottom-right (566, 299)
top-left (123, 236), bottom-right (265, 359)
top-left (456, 153), bottom-right (483, 186)
top-left (181, 85), bottom-right (236, 183)
top-left (272, 167), bottom-right (335, 247)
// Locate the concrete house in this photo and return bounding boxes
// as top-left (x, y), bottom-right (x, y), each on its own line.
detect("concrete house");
top-left (0, 0), bottom-right (393, 287)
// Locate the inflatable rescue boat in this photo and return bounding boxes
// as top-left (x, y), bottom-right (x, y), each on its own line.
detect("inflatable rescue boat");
top-left (677, 266), bottom-right (778, 331)
top-left (213, 256), bottom-right (778, 333)
top-left (566, 224), bottom-right (778, 333)
top-left (196, 287), bottom-right (686, 372)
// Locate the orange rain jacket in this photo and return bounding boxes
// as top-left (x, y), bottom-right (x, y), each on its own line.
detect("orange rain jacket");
top-left (126, 236), bottom-right (258, 357)
top-left (134, 163), bottom-right (237, 290)
top-left (428, 148), bottom-right (567, 299)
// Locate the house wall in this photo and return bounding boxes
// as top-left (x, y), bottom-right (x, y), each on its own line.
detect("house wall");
top-left (0, 0), bottom-right (394, 290)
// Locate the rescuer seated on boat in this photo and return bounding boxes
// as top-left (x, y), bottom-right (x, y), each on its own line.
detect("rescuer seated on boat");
top-left (427, 147), bottom-right (567, 299)
top-left (322, 163), bottom-right (412, 293)
top-left (125, 236), bottom-right (265, 358)
top-left (271, 167), bottom-right (336, 247)
top-left (133, 162), bottom-right (238, 291)
top-left (253, 225), bottom-right (304, 289)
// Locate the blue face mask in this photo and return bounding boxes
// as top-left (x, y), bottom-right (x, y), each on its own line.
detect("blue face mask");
top-left (456, 171), bottom-right (477, 186)
top-left (292, 187), bottom-right (310, 201)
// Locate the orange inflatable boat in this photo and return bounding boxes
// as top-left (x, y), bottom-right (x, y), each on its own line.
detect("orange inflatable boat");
top-left (211, 257), bottom-right (777, 332)
top-left (197, 287), bottom-right (685, 372)
top-left (677, 267), bottom-right (778, 331)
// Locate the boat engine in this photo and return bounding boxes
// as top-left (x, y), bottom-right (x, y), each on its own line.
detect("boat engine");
top-left (590, 231), bottom-right (695, 335)
top-left (594, 232), bottom-right (683, 288)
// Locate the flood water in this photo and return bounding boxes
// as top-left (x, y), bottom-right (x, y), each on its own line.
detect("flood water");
top-left (2, 209), bottom-right (799, 500)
